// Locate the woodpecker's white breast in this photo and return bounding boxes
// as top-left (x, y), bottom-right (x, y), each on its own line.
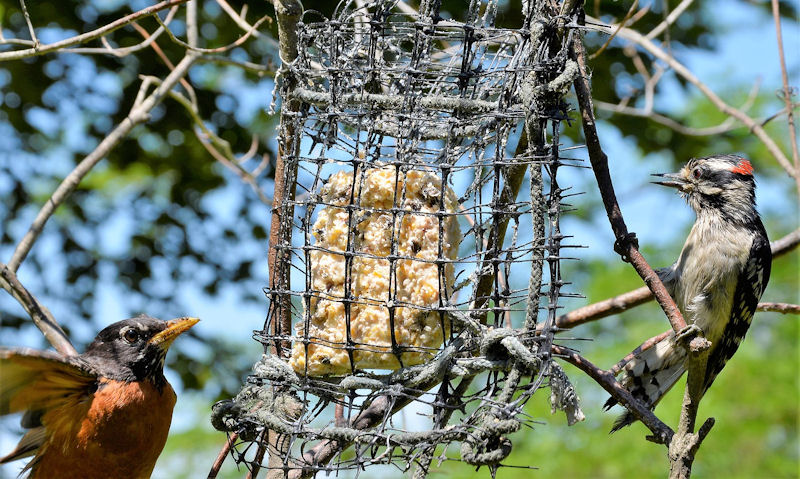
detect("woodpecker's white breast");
top-left (667, 213), bottom-right (755, 343)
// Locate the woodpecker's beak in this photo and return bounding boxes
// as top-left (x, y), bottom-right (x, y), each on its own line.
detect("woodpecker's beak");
top-left (651, 172), bottom-right (687, 190)
top-left (149, 317), bottom-right (199, 350)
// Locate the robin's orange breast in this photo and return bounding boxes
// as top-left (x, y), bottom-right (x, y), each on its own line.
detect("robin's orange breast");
top-left (31, 378), bottom-right (176, 479)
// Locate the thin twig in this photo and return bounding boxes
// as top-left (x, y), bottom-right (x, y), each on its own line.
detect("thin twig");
top-left (645, 0), bottom-right (694, 40)
top-left (216, 0), bottom-right (264, 38)
top-left (586, 16), bottom-right (799, 187)
top-left (770, 0), bottom-right (800, 196)
top-left (0, 0), bottom-right (188, 61)
top-left (207, 432), bottom-right (239, 479)
top-left (0, 263), bottom-right (78, 356)
top-left (197, 55), bottom-right (276, 76)
top-left (595, 100), bottom-right (798, 137)
top-left (18, 0), bottom-right (39, 50)
top-left (589, 0), bottom-right (638, 60)
top-left (552, 345), bottom-right (674, 444)
top-left (155, 13), bottom-right (270, 54)
top-left (757, 302), bottom-right (800, 314)
top-left (554, 228), bottom-right (800, 330)
top-left (7, 52), bottom-right (199, 272)
top-left (131, 23), bottom-right (198, 106)
top-left (61, 6), bottom-right (179, 57)
top-left (571, 37), bottom-right (687, 335)
top-left (146, 76), bottom-right (272, 205)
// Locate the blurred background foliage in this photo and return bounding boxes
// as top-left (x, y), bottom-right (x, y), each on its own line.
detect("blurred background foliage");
top-left (0, 0), bottom-right (797, 477)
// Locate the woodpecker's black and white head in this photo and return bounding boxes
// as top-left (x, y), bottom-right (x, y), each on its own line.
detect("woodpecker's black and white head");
top-left (653, 155), bottom-right (759, 226)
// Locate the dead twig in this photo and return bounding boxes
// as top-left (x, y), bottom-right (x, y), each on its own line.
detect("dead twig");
top-left (668, 336), bottom-right (714, 479)
top-left (0, 263), bottom-right (78, 356)
top-left (552, 345), bottom-right (673, 444)
top-left (0, 0), bottom-right (188, 61)
top-left (586, 16), bottom-right (799, 189)
top-left (757, 302), bottom-right (800, 314)
top-left (8, 52), bottom-right (199, 272)
top-left (554, 228), bottom-right (800, 330)
top-left (770, 0), bottom-right (800, 198)
top-left (207, 432), bottom-right (239, 479)
top-left (571, 37), bottom-right (687, 335)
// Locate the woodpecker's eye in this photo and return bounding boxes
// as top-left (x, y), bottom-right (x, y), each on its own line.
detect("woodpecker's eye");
top-left (121, 328), bottom-right (140, 344)
top-left (692, 168), bottom-right (702, 179)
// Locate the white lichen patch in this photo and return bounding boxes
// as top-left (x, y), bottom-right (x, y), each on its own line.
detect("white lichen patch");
top-left (290, 165), bottom-right (461, 376)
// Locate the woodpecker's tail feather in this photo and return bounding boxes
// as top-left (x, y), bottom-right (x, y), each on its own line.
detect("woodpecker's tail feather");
top-left (606, 332), bottom-right (687, 432)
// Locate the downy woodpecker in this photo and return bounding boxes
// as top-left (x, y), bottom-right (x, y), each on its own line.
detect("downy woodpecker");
top-left (606, 155), bottom-right (772, 431)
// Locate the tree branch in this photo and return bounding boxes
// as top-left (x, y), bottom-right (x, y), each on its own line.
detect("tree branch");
top-left (0, 263), bottom-right (77, 356)
top-left (0, 0), bottom-right (188, 61)
top-left (757, 302), bottom-right (800, 314)
top-left (586, 16), bottom-right (799, 190)
top-left (668, 336), bottom-right (714, 479)
top-left (554, 228), bottom-right (800, 330)
top-left (770, 0), bottom-right (800, 187)
top-left (207, 432), bottom-right (238, 479)
top-left (552, 345), bottom-right (674, 444)
top-left (8, 52), bottom-right (199, 272)
top-left (571, 36), bottom-right (688, 336)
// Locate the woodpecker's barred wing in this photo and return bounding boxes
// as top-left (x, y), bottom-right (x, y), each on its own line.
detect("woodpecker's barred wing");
top-left (0, 348), bottom-right (98, 465)
top-left (702, 231), bottom-right (771, 392)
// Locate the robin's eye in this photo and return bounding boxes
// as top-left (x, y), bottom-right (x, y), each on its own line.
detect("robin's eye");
top-left (121, 328), bottom-right (139, 344)
top-left (693, 168), bottom-right (702, 179)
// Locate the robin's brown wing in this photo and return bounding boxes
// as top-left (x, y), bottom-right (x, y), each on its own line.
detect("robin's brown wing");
top-left (0, 348), bottom-right (98, 464)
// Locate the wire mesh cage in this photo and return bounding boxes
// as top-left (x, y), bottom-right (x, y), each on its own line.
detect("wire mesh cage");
top-left (212, 0), bottom-right (584, 476)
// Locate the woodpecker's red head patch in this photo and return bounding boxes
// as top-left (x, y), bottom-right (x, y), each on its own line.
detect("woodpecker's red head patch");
top-left (731, 159), bottom-right (754, 176)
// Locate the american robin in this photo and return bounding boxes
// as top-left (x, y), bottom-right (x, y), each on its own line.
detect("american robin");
top-left (0, 315), bottom-right (199, 478)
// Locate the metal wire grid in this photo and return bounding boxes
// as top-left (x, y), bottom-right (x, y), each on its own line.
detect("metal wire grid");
top-left (212, 0), bottom-right (583, 476)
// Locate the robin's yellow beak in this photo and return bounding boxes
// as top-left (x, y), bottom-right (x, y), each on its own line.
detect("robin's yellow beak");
top-left (148, 317), bottom-right (199, 349)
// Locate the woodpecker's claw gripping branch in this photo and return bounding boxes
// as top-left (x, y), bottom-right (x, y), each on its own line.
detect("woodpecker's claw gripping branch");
top-left (613, 232), bottom-right (639, 263)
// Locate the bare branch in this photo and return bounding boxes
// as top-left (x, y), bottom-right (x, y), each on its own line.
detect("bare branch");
top-left (186, 0), bottom-right (199, 48)
top-left (0, 263), bottom-right (78, 356)
top-left (131, 22), bottom-right (198, 106)
top-left (758, 302), bottom-right (800, 314)
top-left (196, 55), bottom-right (276, 76)
top-left (18, 0), bottom-right (39, 50)
top-left (555, 285), bottom-right (652, 329)
top-left (552, 345), bottom-right (674, 444)
top-left (207, 432), bottom-right (238, 478)
top-left (589, 0), bottom-right (638, 60)
top-left (555, 228), bottom-right (800, 330)
top-left (148, 78), bottom-right (272, 206)
top-left (155, 12), bottom-right (270, 54)
top-left (770, 227), bottom-right (800, 257)
top-left (216, 0), bottom-right (266, 38)
top-left (60, 6), bottom-right (179, 57)
top-left (0, 0), bottom-right (188, 61)
top-left (668, 335), bottom-right (713, 479)
top-left (586, 16), bottom-right (799, 188)
top-left (645, 0), bottom-right (694, 40)
top-left (571, 37), bottom-right (688, 335)
top-left (7, 52), bottom-right (199, 272)
top-left (771, 0), bottom-right (800, 190)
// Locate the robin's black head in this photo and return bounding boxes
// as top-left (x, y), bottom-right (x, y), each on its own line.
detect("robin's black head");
top-left (82, 315), bottom-right (199, 384)
top-left (652, 154), bottom-right (759, 225)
